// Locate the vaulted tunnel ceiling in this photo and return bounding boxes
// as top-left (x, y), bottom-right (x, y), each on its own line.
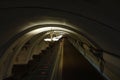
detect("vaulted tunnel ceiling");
top-left (0, 0), bottom-right (120, 57)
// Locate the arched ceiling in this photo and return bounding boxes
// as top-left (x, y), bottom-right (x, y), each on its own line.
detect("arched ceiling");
top-left (0, 0), bottom-right (120, 56)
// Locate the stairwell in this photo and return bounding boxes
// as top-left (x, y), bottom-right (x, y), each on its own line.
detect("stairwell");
top-left (3, 42), bottom-right (57, 80)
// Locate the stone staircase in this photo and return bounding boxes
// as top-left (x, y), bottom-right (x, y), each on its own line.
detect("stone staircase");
top-left (4, 43), bottom-right (57, 80)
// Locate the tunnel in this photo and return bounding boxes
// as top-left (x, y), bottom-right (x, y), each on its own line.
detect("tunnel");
top-left (0, 0), bottom-right (120, 80)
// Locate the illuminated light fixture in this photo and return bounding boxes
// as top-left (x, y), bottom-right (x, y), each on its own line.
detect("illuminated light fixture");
top-left (28, 27), bottom-right (72, 35)
top-left (54, 35), bottom-right (63, 39)
top-left (44, 38), bottom-right (58, 41)
top-left (23, 20), bottom-right (78, 31)
top-left (44, 35), bottom-right (63, 42)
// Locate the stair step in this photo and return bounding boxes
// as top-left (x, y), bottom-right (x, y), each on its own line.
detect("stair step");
top-left (12, 64), bottom-right (28, 74)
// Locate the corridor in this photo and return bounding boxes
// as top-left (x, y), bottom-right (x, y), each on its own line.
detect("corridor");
top-left (1, 1), bottom-right (120, 80)
top-left (4, 38), bottom-right (107, 80)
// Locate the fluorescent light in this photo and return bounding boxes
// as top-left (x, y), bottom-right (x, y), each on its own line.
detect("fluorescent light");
top-left (44, 35), bottom-right (63, 42)
top-left (28, 27), bottom-right (72, 35)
